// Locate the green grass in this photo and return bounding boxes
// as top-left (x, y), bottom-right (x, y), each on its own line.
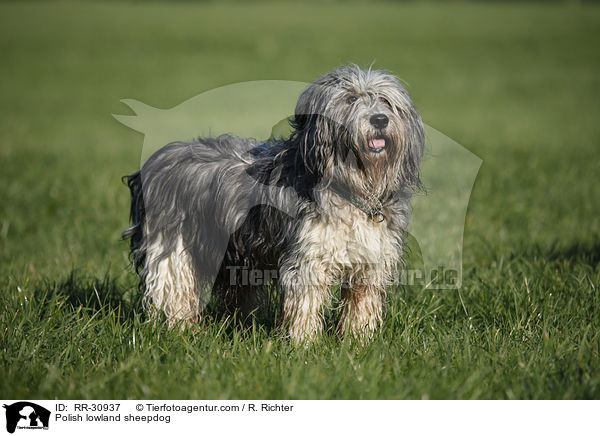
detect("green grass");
top-left (1, 0), bottom-right (600, 399)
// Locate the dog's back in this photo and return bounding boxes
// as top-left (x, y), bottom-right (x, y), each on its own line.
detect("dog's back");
top-left (122, 135), bottom-right (300, 318)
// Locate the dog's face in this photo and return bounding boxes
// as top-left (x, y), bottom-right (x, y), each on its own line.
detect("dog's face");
top-left (293, 66), bottom-right (424, 195)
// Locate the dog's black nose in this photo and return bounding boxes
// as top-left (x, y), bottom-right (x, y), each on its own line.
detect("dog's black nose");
top-left (370, 114), bottom-right (389, 129)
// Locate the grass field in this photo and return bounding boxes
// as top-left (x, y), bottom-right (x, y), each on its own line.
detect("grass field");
top-left (1, 1), bottom-right (599, 399)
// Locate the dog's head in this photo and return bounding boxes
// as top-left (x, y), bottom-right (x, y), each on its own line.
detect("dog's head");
top-left (292, 65), bottom-right (424, 196)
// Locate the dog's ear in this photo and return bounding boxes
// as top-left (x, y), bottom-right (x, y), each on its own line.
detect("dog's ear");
top-left (399, 106), bottom-right (425, 190)
top-left (291, 113), bottom-right (335, 178)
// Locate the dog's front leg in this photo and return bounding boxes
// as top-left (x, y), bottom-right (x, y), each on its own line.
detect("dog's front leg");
top-left (280, 262), bottom-right (331, 344)
top-left (338, 284), bottom-right (384, 342)
top-left (338, 267), bottom-right (386, 341)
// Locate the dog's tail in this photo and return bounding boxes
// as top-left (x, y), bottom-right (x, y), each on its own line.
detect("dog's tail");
top-left (122, 170), bottom-right (146, 274)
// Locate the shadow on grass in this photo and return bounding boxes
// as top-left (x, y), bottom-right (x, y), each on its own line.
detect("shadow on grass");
top-left (503, 240), bottom-right (600, 268)
top-left (31, 270), bottom-right (287, 337)
top-left (208, 285), bottom-right (284, 336)
top-left (30, 269), bottom-right (423, 343)
top-left (31, 270), bottom-right (144, 321)
top-left (547, 241), bottom-right (600, 267)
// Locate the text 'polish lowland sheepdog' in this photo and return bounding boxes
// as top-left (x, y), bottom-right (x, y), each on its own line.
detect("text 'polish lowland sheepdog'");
top-left (123, 65), bottom-right (424, 343)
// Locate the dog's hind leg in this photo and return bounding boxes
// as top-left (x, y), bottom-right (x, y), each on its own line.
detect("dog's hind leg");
top-left (143, 234), bottom-right (203, 326)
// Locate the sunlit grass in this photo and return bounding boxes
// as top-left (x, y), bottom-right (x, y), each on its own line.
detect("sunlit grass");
top-left (0, 1), bottom-right (599, 399)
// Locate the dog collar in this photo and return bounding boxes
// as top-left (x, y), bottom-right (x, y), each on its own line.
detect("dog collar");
top-left (329, 182), bottom-right (386, 223)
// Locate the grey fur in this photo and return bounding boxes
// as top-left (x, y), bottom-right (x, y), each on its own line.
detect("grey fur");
top-left (123, 65), bottom-right (424, 342)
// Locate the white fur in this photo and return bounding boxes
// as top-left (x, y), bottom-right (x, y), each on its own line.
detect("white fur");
top-left (144, 234), bottom-right (204, 324)
top-left (281, 200), bottom-right (402, 342)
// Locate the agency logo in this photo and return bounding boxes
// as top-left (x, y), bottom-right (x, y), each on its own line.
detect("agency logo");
top-left (3, 402), bottom-right (50, 434)
top-left (114, 80), bottom-right (481, 293)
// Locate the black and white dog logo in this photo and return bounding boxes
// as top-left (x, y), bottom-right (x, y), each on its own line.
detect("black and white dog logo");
top-left (3, 402), bottom-right (50, 433)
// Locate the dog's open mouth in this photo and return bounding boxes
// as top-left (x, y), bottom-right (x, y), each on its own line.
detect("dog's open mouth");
top-left (368, 137), bottom-right (387, 153)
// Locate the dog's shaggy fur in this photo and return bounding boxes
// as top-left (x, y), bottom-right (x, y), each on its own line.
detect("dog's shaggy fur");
top-left (123, 65), bottom-right (424, 343)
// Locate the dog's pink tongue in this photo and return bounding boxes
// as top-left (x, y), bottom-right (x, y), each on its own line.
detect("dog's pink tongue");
top-left (369, 139), bottom-right (385, 149)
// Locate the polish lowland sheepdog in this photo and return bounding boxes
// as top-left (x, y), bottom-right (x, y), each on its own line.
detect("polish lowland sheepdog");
top-left (124, 65), bottom-right (424, 343)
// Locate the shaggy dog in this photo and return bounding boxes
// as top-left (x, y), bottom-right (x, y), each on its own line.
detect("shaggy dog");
top-left (123, 65), bottom-right (424, 343)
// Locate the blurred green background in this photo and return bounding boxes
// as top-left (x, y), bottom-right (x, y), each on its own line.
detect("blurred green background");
top-left (0, 1), bottom-right (599, 399)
